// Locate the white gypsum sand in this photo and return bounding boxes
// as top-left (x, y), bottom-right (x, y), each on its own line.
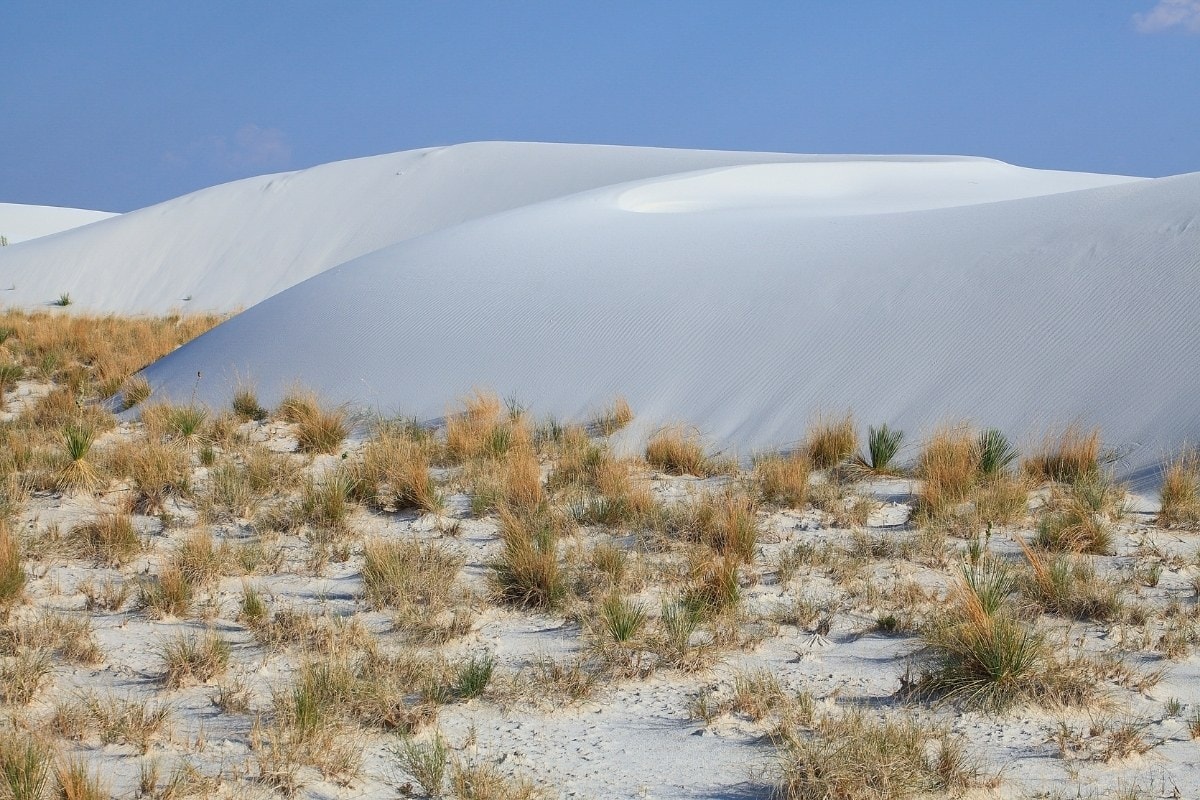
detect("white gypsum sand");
top-left (124, 151), bottom-right (1196, 489)
top-left (0, 202), bottom-right (116, 245)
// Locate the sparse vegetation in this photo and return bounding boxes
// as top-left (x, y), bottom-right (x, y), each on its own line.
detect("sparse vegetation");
top-left (645, 425), bottom-right (722, 476)
top-left (1024, 424), bottom-right (1102, 483)
top-left (1159, 449), bottom-right (1200, 528)
top-left (852, 423), bottom-right (904, 475)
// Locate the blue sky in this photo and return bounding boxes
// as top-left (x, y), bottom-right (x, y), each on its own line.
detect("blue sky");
top-left (4, 1), bottom-right (1199, 211)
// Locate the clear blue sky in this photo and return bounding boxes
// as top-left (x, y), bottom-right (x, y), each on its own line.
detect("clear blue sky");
top-left (4, 1), bottom-right (1198, 211)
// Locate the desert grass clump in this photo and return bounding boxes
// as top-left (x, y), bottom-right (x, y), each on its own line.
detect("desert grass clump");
top-left (1019, 539), bottom-right (1123, 621)
top-left (361, 537), bottom-right (461, 610)
top-left (142, 402), bottom-right (209, 444)
top-left (589, 396), bottom-right (634, 436)
top-left (450, 759), bottom-right (544, 800)
top-left (970, 472), bottom-right (1030, 526)
top-left (292, 401), bottom-right (349, 454)
top-left (159, 629), bottom-right (231, 688)
top-left (392, 733), bottom-right (449, 798)
top-left (119, 374), bottom-right (152, 410)
top-left (69, 513), bottom-right (141, 566)
top-left (371, 435), bottom-right (443, 513)
top-left (105, 438), bottom-right (191, 513)
top-left (232, 385), bottom-right (268, 421)
top-left (1036, 477), bottom-right (1122, 554)
top-left (4, 613), bottom-right (103, 664)
top-left (0, 649), bottom-right (52, 704)
top-left (599, 592), bottom-right (648, 645)
top-left (754, 451), bottom-right (811, 508)
top-left (774, 709), bottom-right (977, 800)
top-left (297, 468), bottom-right (356, 531)
top-left (683, 554), bottom-right (742, 618)
top-left (453, 652), bottom-right (495, 699)
top-left (172, 529), bottom-right (229, 585)
top-left (54, 758), bottom-right (108, 800)
top-left (56, 421), bottom-right (102, 492)
top-left (491, 505), bottom-right (569, 609)
top-left (690, 490), bottom-right (760, 562)
top-left (914, 567), bottom-right (1050, 712)
top-left (137, 565), bottom-right (195, 619)
top-left (0, 524), bottom-right (25, 617)
top-left (645, 425), bottom-right (719, 476)
top-left (805, 411), bottom-right (857, 469)
top-left (914, 426), bottom-right (979, 519)
top-left (1023, 424), bottom-right (1102, 484)
top-left (1158, 450), bottom-right (1200, 528)
top-left (445, 389), bottom-right (531, 463)
top-left (851, 423), bottom-right (904, 475)
top-left (51, 692), bottom-right (171, 753)
top-left (0, 735), bottom-right (52, 800)
top-left (0, 364), bottom-right (23, 397)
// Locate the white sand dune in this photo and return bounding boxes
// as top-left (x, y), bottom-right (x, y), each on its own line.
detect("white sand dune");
top-left (0, 143), bottom-right (893, 313)
top-left (0, 202), bottom-right (116, 245)
top-left (130, 149), bottom-right (1199, 487)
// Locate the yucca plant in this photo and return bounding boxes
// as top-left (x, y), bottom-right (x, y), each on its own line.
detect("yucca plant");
top-left (974, 428), bottom-right (1018, 476)
top-left (57, 421), bottom-right (102, 491)
top-left (852, 423), bottom-right (904, 474)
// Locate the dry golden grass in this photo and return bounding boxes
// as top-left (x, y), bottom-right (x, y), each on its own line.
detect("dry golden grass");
top-left (0, 309), bottom-right (222, 400)
top-left (589, 395), bottom-right (634, 436)
top-left (645, 425), bottom-right (723, 476)
top-left (1036, 477), bottom-right (1123, 554)
top-left (104, 438), bottom-right (192, 513)
top-left (915, 426), bottom-right (977, 519)
top-left (689, 491), bottom-right (760, 563)
top-left (1024, 424), bottom-right (1102, 483)
top-left (158, 629), bottom-right (230, 688)
top-left (492, 505), bottom-right (569, 608)
top-left (54, 757), bottom-right (109, 800)
top-left (1159, 450), bottom-right (1200, 528)
top-left (805, 411), bottom-right (856, 469)
top-left (356, 431), bottom-right (443, 513)
top-left (445, 389), bottom-right (531, 462)
top-left (754, 452), bottom-right (811, 507)
top-left (70, 513), bottom-right (142, 566)
top-left (0, 523), bottom-right (25, 617)
top-left (970, 473), bottom-right (1030, 526)
top-left (361, 537), bottom-right (462, 611)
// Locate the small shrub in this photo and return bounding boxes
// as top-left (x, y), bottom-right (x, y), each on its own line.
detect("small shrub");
top-left (754, 452), bottom-right (811, 507)
top-left (54, 293), bottom-right (72, 307)
top-left (805, 412), bottom-right (856, 469)
top-left (1024, 424), bottom-right (1101, 483)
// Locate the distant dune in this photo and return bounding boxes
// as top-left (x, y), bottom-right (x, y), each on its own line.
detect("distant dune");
top-left (0, 202), bottom-right (116, 245)
top-left (4, 143), bottom-right (1197, 485)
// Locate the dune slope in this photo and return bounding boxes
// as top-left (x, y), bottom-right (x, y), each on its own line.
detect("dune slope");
top-left (136, 157), bottom-right (1197, 485)
top-left (0, 142), bottom-right (917, 313)
top-left (0, 202), bottom-right (116, 245)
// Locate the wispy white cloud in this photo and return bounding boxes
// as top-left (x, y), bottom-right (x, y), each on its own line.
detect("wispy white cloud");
top-left (163, 124), bottom-right (292, 172)
top-left (1134, 0), bottom-right (1200, 33)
